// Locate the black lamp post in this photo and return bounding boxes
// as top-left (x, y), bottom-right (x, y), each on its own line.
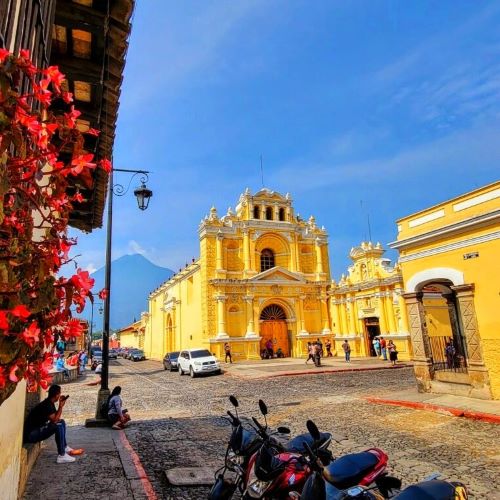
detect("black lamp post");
top-left (93, 167), bottom-right (152, 421)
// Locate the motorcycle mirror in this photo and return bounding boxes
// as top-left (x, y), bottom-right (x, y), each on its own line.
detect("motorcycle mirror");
top-left (258, 399), bottom-right (268, 416)
top-left (229, 395), bottom-right (239, 408)
top-left (277, 426), bottom-right (291, 434)
top-left (306, 419), bottom-right (321, 441)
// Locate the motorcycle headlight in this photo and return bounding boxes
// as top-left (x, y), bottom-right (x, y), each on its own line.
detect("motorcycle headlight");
top-left (226, 450), bottom-right (244, 469)
top-left (246, 464), bottom-right (271, 498)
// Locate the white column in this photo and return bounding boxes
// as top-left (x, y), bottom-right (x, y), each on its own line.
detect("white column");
top-left (215, 295), bottom-right (229, 339)
top-left (244, 296), bottom-right (257, 337)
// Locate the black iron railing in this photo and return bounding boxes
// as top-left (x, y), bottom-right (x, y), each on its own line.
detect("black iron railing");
top-left (429, 335), bottom-right (468, 373)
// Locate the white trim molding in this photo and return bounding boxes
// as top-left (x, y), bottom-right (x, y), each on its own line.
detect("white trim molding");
top-left (408, 209), bottom-right (445, 228)
top-left (453, 188), bottom-right (500, 212)
top-left (399, 231), bottom-right (500, 263)
top-left (406, 267), bottom-right (464, 293)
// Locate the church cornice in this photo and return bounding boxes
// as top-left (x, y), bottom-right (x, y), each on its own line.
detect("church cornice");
top-left (330, 274), bottom-right (403, 294)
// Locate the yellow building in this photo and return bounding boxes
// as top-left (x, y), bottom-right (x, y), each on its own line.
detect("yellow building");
top-left (391, 181), bottom-right (500, 399)
top-left (117, 314), bottom-right (148, 350)
top-left (145, 188), bottom-right (333, 361)
top-left (329, 242), bottom-right (412, 360)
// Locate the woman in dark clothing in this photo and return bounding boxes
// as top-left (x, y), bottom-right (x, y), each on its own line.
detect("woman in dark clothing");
top-left (388, 340), bottom-right (398, 366)
top-left (107, 386), bottom-right (131, 429)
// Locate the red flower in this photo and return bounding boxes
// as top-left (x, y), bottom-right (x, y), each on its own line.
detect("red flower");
top-left (44, 66), bottom-right (65, 91)
top-left (20, 322), bottom-right (40, 347)
top-left (98, 288), bottom-right (108, 300)
top-left (36, 122), bottom-right (58, 148)
top-left (0, 48), bottom-right (10, 64)
top-left (65, 318), bottom-right (84, 338)
top-left (0, 367), bottom-right (7, 389)
top-left (9, 363), bottom-right (22, 383)
top-left (71, 268), bottom-right (95, 294)
top-left (86, 128), bottom-right (100, 137)
top-left (0, 311), bottom-right (9, 330)
top-left (64, 106), bottom-right (81, 129)
top-left (19, 49), bottom-right (30, 59)
top-left (10, 304), bottom-right (31, 319)
top-left (62, 91), bottom-right (73, 103)
top-left (70, 154), bottom-right (96, 175)
top-left (16, 108), bottom-right (41, 135)
top-left (99, 158), bottom-right (113, 173)
top-left (73, 192), bottom-right (84, 203)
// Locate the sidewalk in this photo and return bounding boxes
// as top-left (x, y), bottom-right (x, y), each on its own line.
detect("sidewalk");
top-left (223, 356), bottom-right (412, 379)
top-left (23, 426), bottom-right (157, 500)
top-left (365, 389), bottom-right (500, 424)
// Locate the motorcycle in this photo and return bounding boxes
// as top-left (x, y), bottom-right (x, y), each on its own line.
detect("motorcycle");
top-left (245, 415), bottom-right (391, 499)
top-left (300, 430), bottom-right (468, 500)
top-left (243, 403), bottom-right (333, 499)
top-left (209, 396), bottom-right (290, 499)
top-left (300, 420), bottom-right (400, 500)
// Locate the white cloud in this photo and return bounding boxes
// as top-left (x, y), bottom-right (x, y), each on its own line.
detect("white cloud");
top-left (127, 240), bottom-right (147, 256)
top-left (85, 263), bottom-right (97, 274)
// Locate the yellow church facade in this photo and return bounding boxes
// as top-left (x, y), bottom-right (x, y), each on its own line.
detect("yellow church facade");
top-left (144, 189), bottom-right (333, 361)
top-left (391, 180), bottom-right (500, 400)
top-left (329, 242), bottom-right (412, 360)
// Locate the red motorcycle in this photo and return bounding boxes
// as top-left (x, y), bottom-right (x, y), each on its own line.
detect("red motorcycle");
top-left (243, 414), bottom-right (390, 499)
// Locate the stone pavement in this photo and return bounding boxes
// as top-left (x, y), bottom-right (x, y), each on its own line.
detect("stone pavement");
top-left (365, 389), bottom-right (500, 423)
top-left (22, 359), bottom-right (500, 499)
top-left (23, 425), bottom-right (156, 500)
top-left (223, 355), bottom-right (412, 379)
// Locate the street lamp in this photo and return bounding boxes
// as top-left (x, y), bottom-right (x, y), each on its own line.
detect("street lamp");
top-left (93, 167), bottom-right (152, 421)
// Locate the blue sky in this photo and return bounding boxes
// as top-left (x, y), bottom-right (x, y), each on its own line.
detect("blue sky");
top-left (70, 0), bottom-right (500, 279)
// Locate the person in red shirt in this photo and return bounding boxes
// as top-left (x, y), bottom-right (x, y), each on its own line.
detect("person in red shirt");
top-left (380, 337), bottom-right (388, 361)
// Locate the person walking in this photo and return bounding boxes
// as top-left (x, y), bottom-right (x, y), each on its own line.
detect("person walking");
top-left (372, 337), bottom-right (381, 357)
top-left (325, 339), bottom-right (333, 357)
top-left (313, 342), bottom-right (321, 367)
top-left (388, 340), bottom-right (398, 366)
top-left (305, 342), bottom-right (314, 364)
top-left (224, 342), bottom-right (233, 364)
top-left (380, 337), bottom-right (387, 361)
top-left (316, 338), bottom-right (324, 358)
top-left (342, 340), bottom-right (351, 363)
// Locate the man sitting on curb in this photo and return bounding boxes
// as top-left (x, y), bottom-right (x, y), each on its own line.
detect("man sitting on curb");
top-left (24, 384), bottom-right (83, 463)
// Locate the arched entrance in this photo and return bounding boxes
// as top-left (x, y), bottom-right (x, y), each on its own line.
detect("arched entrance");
top-left (166, 315), bottom-right (173, 353)
top-left (419, 281), bottom-right (468, 373)
top-left (260, 305), bottom-right (289, 357)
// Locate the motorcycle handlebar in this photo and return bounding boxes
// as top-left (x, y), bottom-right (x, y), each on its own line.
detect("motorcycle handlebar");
top-left (252, 416), bottom-right (266, 434)
top-left (227, 410), bottom-right (239, 425)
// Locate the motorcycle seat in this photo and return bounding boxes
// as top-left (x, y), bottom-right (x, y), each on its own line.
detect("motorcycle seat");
top-left (325, 451), bottom-right (379, 489)
top-left (286, 432), bottom-right (332, 452)
top-left (393, 480), bottom-right (460, 499)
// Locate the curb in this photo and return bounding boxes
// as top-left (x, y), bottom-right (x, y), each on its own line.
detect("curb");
top-left (224, 363), bottom-right (412, 380)
top-left (364, 397), bottom-right (500, 424)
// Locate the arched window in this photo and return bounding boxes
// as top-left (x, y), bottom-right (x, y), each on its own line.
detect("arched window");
top-left (279, 207), bottom-right (285, 221)
top-left (260, 248), bottom-right (275, 272)
top-left (253, 206), bottom-right (260, 219)
top-left (266, 207), bottom-right (273, 220)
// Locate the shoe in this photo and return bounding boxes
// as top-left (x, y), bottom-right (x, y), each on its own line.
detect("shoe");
top-left (112, 423), bottom-right (122, 430)
top-left (57, 453), bottom-right (76, 463)
top-left (65, 446), bottom-right (73, 453)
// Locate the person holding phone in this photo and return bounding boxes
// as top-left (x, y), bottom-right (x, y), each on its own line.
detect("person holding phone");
top-left (24, 384), bottom-right (82, 463)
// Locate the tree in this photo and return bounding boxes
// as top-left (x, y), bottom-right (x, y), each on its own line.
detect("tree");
top-left (0, 49), bottom-right (110, 405)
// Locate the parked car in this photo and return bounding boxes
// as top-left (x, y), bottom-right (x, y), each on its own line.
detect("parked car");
top-left (130, 349), bottom-right (146, 362)
top-left (178, 349), bottom-right (221, 378)
top-left (109, 349), bottom-right (118, 359)
top-left (163, 351), bottom-right (180, 371)
top-left (91, 349), bottom-right (102, 363)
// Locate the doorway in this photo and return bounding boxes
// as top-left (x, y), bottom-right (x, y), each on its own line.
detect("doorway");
top-left (260, 305), bottom-right (289, 357)
top-left (364, 317), bottom-right (380, 356)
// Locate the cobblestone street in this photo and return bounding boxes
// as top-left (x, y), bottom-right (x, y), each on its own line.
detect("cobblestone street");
top-left (25, 359), bottom-right (500, 499)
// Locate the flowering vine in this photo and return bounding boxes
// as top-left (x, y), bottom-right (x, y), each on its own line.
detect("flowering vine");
top-left (0, 49), bottom-right (110, 405)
